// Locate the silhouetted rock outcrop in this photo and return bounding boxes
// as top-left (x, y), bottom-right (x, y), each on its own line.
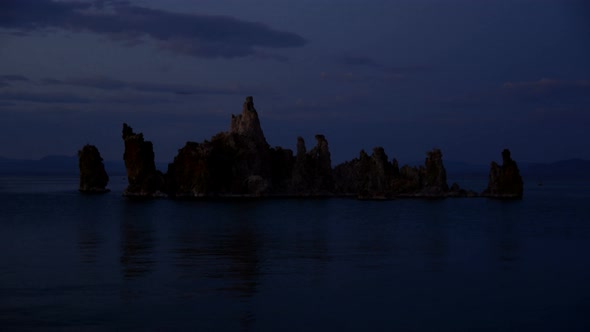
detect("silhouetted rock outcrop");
top-left (390, 149), bottom-right (447, 197)
top-left (111, 96), bottom-right (521, 199)
top-left (78, 144), bottom-right (109, 193)
top-left (122, 123), bottom-right (166, 197)
top-left (167, 135), bottom-right (270, 197)
top-left (167, 97), bottom-right (278, 197)
top-left (290, 137), bottom-right (309, 193)
top-left (420, 148), bottom-right (449, 196)
top-left (334, 147), bottom-right (459, 198)
top-left (165, 96), bottom-right (336, 197)
top-left (167, 97), bottom-right (274, 197)
top-left (334, 147), bottom-right (393, 198)
top-left (482, 149), bottom-right (523, 199)
top-left (269, 146), bottom-right (295, 193)
top-left (291, 135), bottom-right (334, 195)
top-left (447, 182), bottom-right (478, 197)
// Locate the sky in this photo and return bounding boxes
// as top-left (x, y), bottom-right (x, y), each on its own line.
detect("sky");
top-left (1, 0), bottom-right (589, 165)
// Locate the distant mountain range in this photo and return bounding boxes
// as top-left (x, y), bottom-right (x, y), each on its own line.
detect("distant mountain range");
top-left (0, 155), bottom-right (166, 176)
top-left (523, 159), bottom-right (590, 180)
top-left (443, 159), bottom-right (590, 181)
top-left (0, 155), bottom-right (123, 175)
top-left (0, 155), bottom-right (589, 180)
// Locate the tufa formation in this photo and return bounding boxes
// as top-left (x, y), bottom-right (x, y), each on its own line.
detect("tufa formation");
top-left (112, 96), bottom-right (522, 199)
top-left (333, 147), bottom-right (475, 198)
top-left (482, 149), bottom-right (524, 199)
top-left (78, 144), bottom-right (109, 193)
top-left (165, 96), bottom-right (334, 197)
top-left (122, 123), bottom-right (166, 197)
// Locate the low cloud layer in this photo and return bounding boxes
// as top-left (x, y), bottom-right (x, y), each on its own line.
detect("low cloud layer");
top-left (0, 91), bottom-right (91, 104)
top-left (502, 78), bottom-right (590, 102)
top-left (0, 0), bottom-right (307, 59)
top-left (336, 55), bottom-right (432, 73)
top-left (43, 76), bottom-right (243, 95)
top-left (0, 74), bottom-right (256, 105)
top-left (440, 78), bottom-right (590, 109)
top-left (0, 75), bottom-right (29, 88)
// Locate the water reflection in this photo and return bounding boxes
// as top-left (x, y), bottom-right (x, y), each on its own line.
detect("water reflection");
top-left (78, 228), bottom-right (100, 264)
top-left (120, 218), bottom-right (155, 279)
top-left (291, 201), bottom-right (330, 278)
top-left (215, 221), bottom-right (260, 297)
top-left (408, 201), bottom-right (449, 272)
top-left (77, 197), bottom-right (104, 265)
top-left (422, 208), bottom-right (449, 272)
top-left (495, 205), bottom-right (521, 269)
top-left (240, 311), bottom-right (256, 332)
top-left (354, 202), bottom-right (400, 260)
top-left (171, 202), bottom-right (262, 299)
top-left (3, 177), bottom-right (590, 331)
top-left (266, 200), bottom-right (331, 284)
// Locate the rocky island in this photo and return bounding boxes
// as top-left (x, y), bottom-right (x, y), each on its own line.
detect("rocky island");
top-left (122, 123), bottom-right (166, 197)
top-left (78, 144), bottom-right (109, 193)
top-left (78, 96), bottom-right (523, 199)
top-left (109, 96), bottom-right (523, 199)
top-left (482, 149), bottom-right (524, 199)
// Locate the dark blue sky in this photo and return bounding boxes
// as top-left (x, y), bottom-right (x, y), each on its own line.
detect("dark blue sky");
top-left (1, 0), bottom-right (589, 164)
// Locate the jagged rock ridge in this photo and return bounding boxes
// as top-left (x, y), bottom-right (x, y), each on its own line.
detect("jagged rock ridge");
top-left (118, 96), bottom-right (519, 199)
top-left (165, 97), bottom-right (333, 197)
top-left (333, 147), bottom-right (474, 198)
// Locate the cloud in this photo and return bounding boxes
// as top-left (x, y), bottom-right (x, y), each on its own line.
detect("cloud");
top-left (338, 55), bottom-right (384, 69)
top-left (0, 74), bottom-right (29, 88)
top-left (336, 55), bottom-right (433, 75)
top-left (437, 94), bottom-right (490, 110)
top-left (0, 74), bottom-right (267, 107)
top-left (0, 0), bottom-right (307, 59)
top-left (43, 76), bottom-right (243, 95)
top-left (439, 78), bottom-right (590, 109)
top-left (502, 78), bottom-right (590, 91)
top-left (0, 91), bottom-right (91, 104)
top-left (102, 93), bottom-right (177, 105)
top-left (319, 71), bottom-right (404, 83)
top-left (0, 75), bottom-right (29, 82)
top-left (319, 71), bottom-right (358, 82)
top-left (501, 78), bottom-right (590, 103)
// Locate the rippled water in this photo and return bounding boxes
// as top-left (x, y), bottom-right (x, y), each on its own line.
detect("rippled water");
top-left (1, 176), bottom-right (589, 331)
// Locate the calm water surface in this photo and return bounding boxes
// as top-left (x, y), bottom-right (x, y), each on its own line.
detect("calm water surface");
top-left (1, 176), bottom-right (589, 331)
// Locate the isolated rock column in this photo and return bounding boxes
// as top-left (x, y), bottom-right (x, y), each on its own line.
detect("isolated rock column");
top-left (122, 123), bottom-right (166, 197)
top-left (78, 144), bottom-right (109, 193)
top-left (482, 149), bottom-right (524, 198)
top-left (421, 148), bottom-right (449, 195)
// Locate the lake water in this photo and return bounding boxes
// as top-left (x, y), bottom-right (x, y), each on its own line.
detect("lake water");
top-left (1, 176), bottom-right (589, 331)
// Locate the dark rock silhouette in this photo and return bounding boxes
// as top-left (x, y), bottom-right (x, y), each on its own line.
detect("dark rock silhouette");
top-left (165, 96), bottom-right (335, 198)
top-left (122, 123), bottom-right (166, 197)
top-left (334, 148), bottom-right (464, 198)
top-left (334, 147), bottom-right (393, 198)
top-left (482, 149), bottom-right (524, 199)
top-left (420, 148), bottom-right (449, 196)
top-left (269, 146), bottom-right (295, 194)
top-left (290, 137), bottom-right (309, 193)
top-left (78, 144), bottom-right (109, 193)
top-left (308, 135), bottom-right (334, 193)
top-left (167, 96), bottom-right (273, 197)
top-left (447, 182), bottom-right (478, 198)
top-left (291, 135), bottom-right (334, 195)
top-left (115, 96), bottom-right (521, 199)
